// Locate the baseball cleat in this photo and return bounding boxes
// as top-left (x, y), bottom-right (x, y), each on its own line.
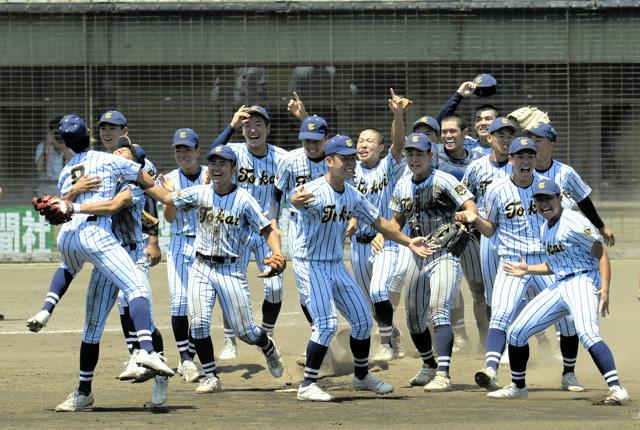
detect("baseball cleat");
top-left (219, 337), bottom-right (237, 360)
top-left (149, 375), bottom-right (169, 406)
top-left (475, 367), bottom-right (500, 391)
top-left (26, 309), bottom-right (51, 333)
top-left (135, 350), bottom-right (175, 377)
top-left (119, 350), bottom-right (145, 381)
top-left (352, 373), bottom-right (394, 394)
top-left (391, 330), bottom-right (405, 359)
top-left (604, 385), bottom-right (630, 403)
top-left (372, 344), bottom-right (394, 362)
top-left (561, 372), bottom-right (585, 392)
top-left (263, 340), bottom-right (284, 378)
top-left (297, 383), bottom-right (334, 402)
top-left (196, 375), bottom-right (222, 393)
top-left (423, 371), bottom-right (453, 392)
top-left (55, 389), bottom-right (94, 412)
top-left (452, 335), bottom-right (470, 354)
top-left (410, 364), bottom-right (437, 386)
top-left (181, 359), bottom-right (202, 383)
top-left (487, 383), bottom-right (528, 399)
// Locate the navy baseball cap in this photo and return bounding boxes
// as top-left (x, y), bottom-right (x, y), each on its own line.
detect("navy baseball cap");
top-left (404, 133), bottom-right (432, 152)
top-left (207, 144), bottom-right (237, 163)
top-left (411, 115), bottom-right (441, 135)
top-left (324, 135), bottom-right (356, 156)
top-left (533, 179), bottom-right (561, 197)
top-left (58, 114), bottom-right (88, 145)
top-left (116, 136), bottom-right (145, 165)
top-left (509, 137), bottom-right (538, 154)
top-left (247, 105), bottom-right (269, 123)
top-left (473, 73), bottom-right (498, 97)
top-left (299, 115), bottom-right (329, 141)
top-left (488, 117), bottom-right (518, 134)
top-left (528, 122), bottom-right (557, 142)
top-left (172, 128), bottom-right (199, 148)
top-left (98, 110), bottom-right (127, 127)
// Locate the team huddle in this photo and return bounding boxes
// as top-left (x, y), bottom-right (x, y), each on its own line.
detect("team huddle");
top-left (25, 74), bottom-right (630, 410)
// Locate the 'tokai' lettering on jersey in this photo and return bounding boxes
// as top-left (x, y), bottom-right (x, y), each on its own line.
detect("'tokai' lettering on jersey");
top-left (198, 207), bottom-right (241, 225)
top-left (238, 167), bottom-right (276, 186)
top-left (504, 200), bottom-right (537, 219)
top-left (355, 174), bottom-right (389, 195)
top-left (321, 204), bottom-right (351, 223)
top-left (295, 175), bottom-right (312, 186)
top-left (546, 242), bottom-right (566, 255)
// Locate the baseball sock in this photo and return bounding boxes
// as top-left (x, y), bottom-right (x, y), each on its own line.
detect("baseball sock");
top-left (42, 268), bottom-right (74, 314)
top-left (192, 336), bottom-right (217, 376)
top-left (171, 315), bottom-right (192, 362)
top-left (410, 329), bottom-right (438, 368)
top-left (128, 297), bottom-right (154, 352)
top-left (256, 331), bottom-right (275, 356)
top-left (350, 336), bottom-right (371, 380)
top-left (485, 328), bottom-right (506, 371)
top-left (588, 341), bottom-right (620, 387)
top-left (451, 292), bottom-right (467, 339)
top-left (301, 303), bottom-right (313, 325)
top-left (188, 334), bottom-right (197, 359)
top-left (78, 342), bottom-right (100, 395)
top-left (434, 324), bottom-right (453, 374)
top-left (373, 300), bottom-right (394, 346)
top-left (508, 343), bottom-right (530, 389)
top-left (302, 341), bottom-right (328, 386)
top-left (560, 334), bottom-right (579, 375)
top-left (118, 312), bottom-right (132, 354)
top-left (261, 299), bottom-right (282, 335)
top-left (152, 328), bottom-right (164, 353)
top-left (121, 306), bottom-right (140, 354)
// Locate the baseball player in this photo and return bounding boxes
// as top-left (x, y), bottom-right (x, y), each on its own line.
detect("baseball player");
top-left (289, 135), bottom-right (433, 402)
top-left (390, 132), bottom-right (478, 392)
top-left (489, 178), bottom-right (628, 404)
top-left (29, 115), bottom-right (173, 412)
top-left (146, 144), bottom-right (285, 394)
top-left (456, 137), bottom-right (581, 392)
top-left (208, 105), bottom-right (289, 358)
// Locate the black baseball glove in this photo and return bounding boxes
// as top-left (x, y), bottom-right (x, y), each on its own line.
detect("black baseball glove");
top-left (425, 222), bottom-right (473, 257)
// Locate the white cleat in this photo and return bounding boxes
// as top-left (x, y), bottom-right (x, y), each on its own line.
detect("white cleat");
top-left (410, 364), bottom-right (437, 386)
top-left (26, 310), bottom-right (51, 333)
top-left (561, 372), bottom-right (585, 392)
top-left (55, 389), bottom-right (94, 412)
top-left (149, 375), bottom-right (168, 406)
top-left (219, 337), bottom-right (237, 360)
top-left (181, 359), bottom-right (202, 383)
top-left (452, 335), bottom-right (470, 354)
top-left (263, 340), bottom-right (284, 378)
top-left (196, 374), bottom-right (222, 394)
top-left (475, 367), bottom-right (500, 391)
top-left (135, 350), bottom-right (174, 377)
top-left (352, 373), bottom-right (394, 394)
top-left (605, 385), bottom-right (630, 404)
top-left (391, 331), bottom-right (405, 359)
top-left (297, 383), bottom-right (334, 402)
top-left (487, 382), bottom-right (528, 399)
top-left (423, 371), bottom-right (453, 392)
top-left (372, 344), bottom-right (394, 363)
top-left (119, 350), bottom-right (146, 381)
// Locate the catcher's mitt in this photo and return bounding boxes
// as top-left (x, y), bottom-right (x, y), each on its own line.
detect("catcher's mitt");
top-left (32, 195), bottom-right (74, 225)
top-left (258, 254), bottom-right (286, 278)
top-left (507, 106), bottom-right (550, 131)
top-left (425, 222), bottom-right (473, 257)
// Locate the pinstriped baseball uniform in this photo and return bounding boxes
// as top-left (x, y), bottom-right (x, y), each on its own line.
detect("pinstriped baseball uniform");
top-left (536, 159), bottom-right (592, 209)
top-left (165, 166), bottom-right (207, 316)
top-left (350, 154), bottom-right (406, 303)
top-left (508, 210), bottom-right (603, 349)
top-left (464, 136), bottom-right (492, 159)
top-left (172, 184), bottom-right (268, 343)
top-left (289, 176), bottom-right (378, 346)
top-left (463, 155), bottom-right (512, 301)
top-left (484, 174), bottom-right (575, 337)
top-left (227, 142), bottom-right (289, 303)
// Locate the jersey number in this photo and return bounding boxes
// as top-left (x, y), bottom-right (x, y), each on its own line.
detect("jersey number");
top-left (70, 165), bottom-right (86, 185)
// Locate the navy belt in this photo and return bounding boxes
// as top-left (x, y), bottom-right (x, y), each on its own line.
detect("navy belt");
top-left (123, 243), bottom-right (137, 251)
top-left (355, 235), bottom-right (376, 244)
top-left (87, 215), bottom-right (97, 222)
top-left (558, 270), bottom-right (591, 281)
top-left (196, 252), bottom-right (237, 264)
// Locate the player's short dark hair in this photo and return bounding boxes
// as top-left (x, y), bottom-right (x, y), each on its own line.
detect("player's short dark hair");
top-left (360, 128), bottom-right (384, 145)
top-left (66, 136), bottom-right (91, 152)
top-left (475, 104), bottom-right (501, 118)
top-left (441, 114), bottom-right (467, 132)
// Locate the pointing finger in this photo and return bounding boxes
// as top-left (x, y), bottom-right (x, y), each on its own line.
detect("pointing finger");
top-left (389, 88), bottom-right (396, 99)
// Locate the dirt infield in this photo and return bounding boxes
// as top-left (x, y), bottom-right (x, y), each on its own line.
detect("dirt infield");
top-left (1, 261), bottom-right (639, 429)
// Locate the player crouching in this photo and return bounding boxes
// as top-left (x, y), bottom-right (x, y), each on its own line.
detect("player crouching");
top-left (146, 144), bottom-right (286, 393)
top-left (490, 179), bottom-right (629, 403)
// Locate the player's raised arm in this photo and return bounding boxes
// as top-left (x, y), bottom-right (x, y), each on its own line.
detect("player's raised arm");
top-left (208, 105), bottom-right (251, 152)
top-left (388, 88), bottom-right (411, 162)
top-left (141, 174), bottom-right (174, 206)
top-left (287, 91), bottom-right (309, 122)
top-left (576, 197), bottom-right (615, 246)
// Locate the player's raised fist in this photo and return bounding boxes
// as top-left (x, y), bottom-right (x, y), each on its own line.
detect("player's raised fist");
top-left (457, 81), bottom-right (477, 98)
top-left (287, 91), bottom-right (309, 121)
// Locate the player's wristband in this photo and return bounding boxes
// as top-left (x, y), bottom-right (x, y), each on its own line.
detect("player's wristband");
top-left (73, 203), bottom-right (82, 214)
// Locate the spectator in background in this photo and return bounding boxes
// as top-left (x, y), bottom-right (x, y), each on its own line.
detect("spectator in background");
top-left (35, 117), bottom-right (73, 195)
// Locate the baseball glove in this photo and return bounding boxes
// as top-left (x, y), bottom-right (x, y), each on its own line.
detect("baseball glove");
top-left (258, 254), bottom-right (287, 278)
top-left (32, 195), bottom-right (74, 225)
top-left (507, 106), bottom-right (550, 131)
top-left (425, 222), bottom-right (473, 257)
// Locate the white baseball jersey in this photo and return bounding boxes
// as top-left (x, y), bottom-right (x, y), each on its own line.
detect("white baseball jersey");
top-left (275, 148), bottom-right (327, 198)
top-left (173, 184), bottom-right (269, 258)
top-left (165, 166), bottom-right (207, 236)
top-left (111, 183), bottom-right (146, 247)
top-left (462, 155), bottom-right (512, 218)
top-left (541, 210), bottom-right (601, 279)
top-left (536, 159), bottom-right (592, 208)
top-left (484, 173), bottom-right (548, 258)
top-left (227, 142), bottom-right (289, 215)
top-left (389, 169), bottom-right (473, 237)
top-left (464, 136), bottom-right (491, 158)
top-left (289, 177), bottom-right (379, 261)
top-left (435, 144), bottom-right (482, 181)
